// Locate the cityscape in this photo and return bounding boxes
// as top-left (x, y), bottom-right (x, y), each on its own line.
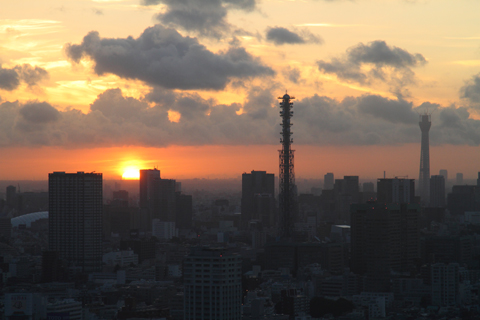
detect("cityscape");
top-left (2, 1), bottom-right (480, 320)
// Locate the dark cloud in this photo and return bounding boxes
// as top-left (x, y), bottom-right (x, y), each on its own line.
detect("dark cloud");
top-left (2, 88), bottom-right (480, 147)
top-left (14, 64), bottom-right (49, 87)
top-left (266, 27), bottom-right (322, 45)
top-left (460, 73), bottom-right (480, 106)
top-left (19, 101), bottom-right (60, 123)
top-left (142, 0), bottom-right (257, 38)
top-left (0, 64), bottom-right (48, 91)
top-left (65, 25), bottom-right (274, 90)
top-left (317, 40), bottom-right (426, 93)
top-left (0, 66), bottom-right (19, 91)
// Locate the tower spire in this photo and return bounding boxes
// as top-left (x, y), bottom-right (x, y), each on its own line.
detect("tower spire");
top-left (278, 92), bottom-right (296, 239)
top-left (419, 113), bottom-right (431, 205)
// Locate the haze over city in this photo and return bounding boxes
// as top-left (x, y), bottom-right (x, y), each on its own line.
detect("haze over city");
top-left (1, 0), bottom-right (480, 180)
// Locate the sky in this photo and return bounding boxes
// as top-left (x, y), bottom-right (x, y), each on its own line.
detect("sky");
top-left (1, 0), bottom-right (480, 181)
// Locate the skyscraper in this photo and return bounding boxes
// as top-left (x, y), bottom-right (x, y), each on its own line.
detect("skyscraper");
top-left (139, 168), bottom-right (160, 210)
top-left (419, 114), bottom-right (431, 205)
top-left (324, 173), bottom-right (334, 190)
top-left (183, 247), bottom-right (242, 320)
top-left (456, 173), bottom-right (464, 185)
top-left (241, 170), bottom-right (275, 227)
top-left (48, 172), bottom-right (103, 273)
top-left (377, 178), bottom-right (415, 204)
top-left (278, 93), bottom-right (296, 238)
top-left (439, 169), bottom-right (448, 182)
top-left (430, 175), bottom-right (446, 207)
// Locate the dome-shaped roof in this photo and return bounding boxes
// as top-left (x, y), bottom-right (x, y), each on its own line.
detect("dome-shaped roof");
top-left (11, 211), bottom-right (48, 228)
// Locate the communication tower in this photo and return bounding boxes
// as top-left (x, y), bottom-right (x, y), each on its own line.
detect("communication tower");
top-left (419, 113), bottom-right (431, 205)
top-left (278, 93), bottom-right (296, 239)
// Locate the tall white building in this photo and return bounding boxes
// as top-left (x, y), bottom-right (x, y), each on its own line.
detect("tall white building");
top-left (48, 172), bottom-right (103, 273)
top-left (184, 247), bottom-right (242, 320)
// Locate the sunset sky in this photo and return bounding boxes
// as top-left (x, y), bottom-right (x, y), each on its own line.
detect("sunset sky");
top-left (1, 0), bottom-right (480, 181)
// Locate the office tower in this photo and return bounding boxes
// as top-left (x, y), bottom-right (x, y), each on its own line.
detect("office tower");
top-left (153, 178), bottom-right (177, 222)
top-left (439, 169), bottom-right (448, 182)
top-left (324, 173), bottom-right (334, 190)
top-left (377, 178), bottom-right (415, 204)
top-left (431, 263), bottom-right (459, 307)
top-left (176, 193), bottom-right (193, 229)
top-left (278, 93), bottom-right (297, 238)
top-left (447, 185), bottom-right (477, 215)
top-left (184, 247), bottom-right (242, 320)
top-left (351, 203), bottom-right (420, 291)
top-left (5, 185), bottom-right (16, 209)
top-left (430, 175), bottom-right (446, 207)
top-left (477, 172), bottom-right (480, 187)
top-left (48, 172), bottom-right (103, 273)
top-left (456, 173), bottom-right (463, 185)
top-left (362, 182), bottom-right (374, 193)
top-left (139, 168), bottom-right (160, 210)
top-left (241, 170), bottom-right (275, 227)
top-left (419, 114), bottom-right (431, 205)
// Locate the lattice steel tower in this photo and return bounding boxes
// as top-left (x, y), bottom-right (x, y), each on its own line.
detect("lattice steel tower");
top-left (419, 113), bottom-right (431, 205)
top-left (278, 93), bottom-right (296, 239)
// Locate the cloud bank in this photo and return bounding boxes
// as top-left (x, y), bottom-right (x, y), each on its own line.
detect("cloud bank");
top-left (2, 87), bottom-right (480, 148)
top-left (65, 25), bottom-right (274, 90)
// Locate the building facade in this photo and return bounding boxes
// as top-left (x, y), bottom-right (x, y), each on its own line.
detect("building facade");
top-left (184, 247), bottom-right (242, 320)
top-left (48, 172), bottom-right (103, 273)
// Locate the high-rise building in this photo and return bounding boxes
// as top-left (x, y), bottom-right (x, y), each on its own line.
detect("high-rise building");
top-left (183, 247), bottom-right (242, 320)
top-left (362, 182), bottom-right (375, 193)
top-left (351, 203), bottom-right (420, 292)
top-left (419, 114), bottom-right (431, 205)
top-left (241, 170), bottom-right (275, 227)
top-left (48, 172), bottom-right (103, 273)
top-left (153, 178), bottom-right (177, 222)
top-left (439, 169), bottom-right (448, 182)
top-left (5, 185), bottom-right (16, 209)
top-left (377, 178), bottom-right (415, 204)
top-left (430, 175), bottom-right (446, 207)
top-left (324, 173), bottom-right (334, 190)
top-left (176, 193), bottom-right (193, 229)
top-left (431, 263), bottom-right (459, 307)
top-left (456, 173), bottom-right (464, 185)
top-left (139, 168), bottom-right (160, 210)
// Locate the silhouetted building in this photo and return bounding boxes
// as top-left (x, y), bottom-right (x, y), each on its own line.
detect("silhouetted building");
top-left (277, 289), bottom-right (308, 318)
top-left (139, 168), bottom-right (160, 210)
top-left (418, 114), bottom-right (431, 205)
top-left (456, 173), bottom-right (464, 185)
top-left (120, 238), bottom-right (155, 263)
top-left (377, 178), bottom-right (415, 204)
top-left (430, 175), bottom-right (446, 207)
top-left (447, 185), bottom-right (478, 215)
top-left (334, 176), bottom-right (360, 222)
top-left (112, 190), bottom-right (129, 207)
top-left (41, 250), bottom-right (67, 283)
top-left (431, 263), bottom-right (459, 307)
top-left (5, 185), bottom-right (16, 209)
top-left (422, 235), bottom-right (473, 266)
top-left (184, 247), bottom-right (242, 320)
top-left (176, 193), bottom-right (193, 229)
top-left (439, 169), bottom-right (448, 182)
top-left (324, 173), bottom-right (334, 190)
top-left (264, 242), bottom-right (346, 275)
top-left (153, 178), bottom-right (177, 222)
top-left (241, 170), bottom-right (275, 228)
top-left (362, 182), bottom-right (374, 193)
top-left (48, 171), bottom-right (103, 273)
top-left (351, 203), bottom-right (420, 292)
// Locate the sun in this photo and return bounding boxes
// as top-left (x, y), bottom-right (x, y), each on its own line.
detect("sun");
top-left (122, 167), bottom-right (140, 180)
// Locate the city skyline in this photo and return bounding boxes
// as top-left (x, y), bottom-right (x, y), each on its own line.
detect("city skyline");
top-left (1, 0), bottom-right (480, 180)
